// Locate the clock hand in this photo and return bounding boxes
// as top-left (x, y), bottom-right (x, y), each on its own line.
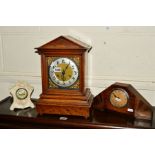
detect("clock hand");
top-left (61, 62), bottom-right (70, 81)
top-left (61, 70), bottom-right (65, 81)
top-left (64, 62), bottom-right (70, 73)
top-left (113, 93), bottom-right (120, 99)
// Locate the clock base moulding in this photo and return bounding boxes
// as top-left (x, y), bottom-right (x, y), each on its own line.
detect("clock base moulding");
top-left (36, 88), bottom-right (94, 119)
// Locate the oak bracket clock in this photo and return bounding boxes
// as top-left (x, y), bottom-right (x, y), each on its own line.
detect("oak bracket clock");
top-left (35, 36), bottom-right (93, 118)
top-left (93, 82), bottom-right (153, 121)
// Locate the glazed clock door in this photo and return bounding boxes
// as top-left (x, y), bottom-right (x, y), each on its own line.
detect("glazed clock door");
top-left (16, 88), bottom-right (28, 100)
top-left (48, 56), bottom-right (80, 90)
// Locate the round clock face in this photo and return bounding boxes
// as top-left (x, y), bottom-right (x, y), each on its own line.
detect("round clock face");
top-left (49, 57), bottom-right (79, 88)
top-left (16, 88), bottom-right (28, 100)
top-left (110, 89), bottom-right (129, 108)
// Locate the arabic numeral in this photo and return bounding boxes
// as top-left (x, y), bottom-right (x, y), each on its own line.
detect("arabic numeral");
top-left (57, 61), bottom-right (59, 65)
top-left (50, 70), bottom-right (54, 74)
top-left (56, 81), bottom-right (60, 84)
top-left (52, 76), bottom-right (56, 80)
top-left (53, 65), bottom-right (56, 69)
top-left (62, 59), bottom-right (65, 63)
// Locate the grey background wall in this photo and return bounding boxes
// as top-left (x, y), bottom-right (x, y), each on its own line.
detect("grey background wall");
top-left (0, 26), bottom-right (155, 105)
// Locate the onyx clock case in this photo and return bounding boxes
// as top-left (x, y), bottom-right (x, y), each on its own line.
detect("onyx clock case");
top-left (35, 36), bottom-right (93, 118)
top-left (9, 81), bottom-right (35, 111)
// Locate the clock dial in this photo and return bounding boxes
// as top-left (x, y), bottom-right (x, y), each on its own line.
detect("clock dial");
top-left (110, 89), bottom-right (129, 108)
top-left (16, 88), bottom-right (28, 100)
top-left (49, 57), bottom-right (79, 88)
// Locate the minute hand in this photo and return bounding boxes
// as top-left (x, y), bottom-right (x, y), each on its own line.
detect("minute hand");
top-left (61, 62), bottom-right (70, 81)
top-left (64, 62), bottom-right (70, 73)
top-left (113, 93), bottom-right (120, 99)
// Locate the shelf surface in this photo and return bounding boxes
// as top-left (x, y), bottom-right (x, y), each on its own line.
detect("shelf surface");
top-left (0, 97), bottom-right (154, 129)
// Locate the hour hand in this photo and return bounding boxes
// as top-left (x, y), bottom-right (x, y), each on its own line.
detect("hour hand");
top-left (61, 70), bottom-right (65, 81)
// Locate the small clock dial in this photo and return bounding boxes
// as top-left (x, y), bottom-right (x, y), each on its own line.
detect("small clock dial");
top-left (16, 88), bottom-right (28, 100)
top-left (49, 57), bottom-right (79, 88)
top-left (110, 89), bottom-right (129, 108)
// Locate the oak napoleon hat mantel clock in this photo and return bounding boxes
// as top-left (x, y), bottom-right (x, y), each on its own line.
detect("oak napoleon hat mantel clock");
top-left (35, 36), bottom-right (93, 118)
top-left (94, 82), bottom-right (153, 121)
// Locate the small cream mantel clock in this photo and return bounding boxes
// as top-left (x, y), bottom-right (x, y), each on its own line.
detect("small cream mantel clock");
top-left (10, 81), bottom-right (35, 110)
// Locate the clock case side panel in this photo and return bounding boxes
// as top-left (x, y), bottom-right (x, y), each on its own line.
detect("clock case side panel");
top-left (116, 83), bottom-right (153, 120)
top-left (83, 48), bottom-right (89, 90)
top-left (41, 54), bottom-right (48, 94)
top-left (127, 84), bottom-right (153, 120)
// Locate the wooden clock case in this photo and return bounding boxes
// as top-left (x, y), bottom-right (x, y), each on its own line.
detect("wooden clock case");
top-left (94, 82), bottom-right (153, 121)
top-left (35, 36), bottom-right (93, 118)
